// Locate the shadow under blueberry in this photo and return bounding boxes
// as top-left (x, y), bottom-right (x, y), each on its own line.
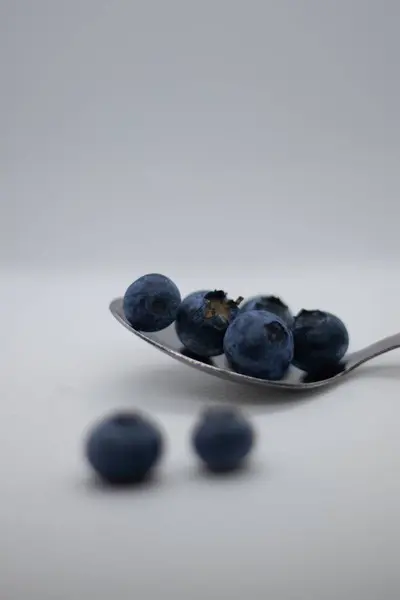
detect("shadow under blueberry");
top-left (80, 472), bottom-right (164, 496)
top-left (167, 458), bottom-right (267, 488)
top-left (179, 347), bottom-right (215, 366)
top-left (301, 361), bottom-right (347, 383)
top-left (195, 459), bottom-right (265, 482)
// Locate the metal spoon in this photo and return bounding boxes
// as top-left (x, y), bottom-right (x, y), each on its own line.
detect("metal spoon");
top-left (110, 297), bottom-right (400, 391)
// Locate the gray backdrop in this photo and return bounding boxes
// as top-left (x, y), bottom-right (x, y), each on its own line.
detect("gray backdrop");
top-left (1, 2), bottom-right (400, 600)
top-left (2, 0), bottom-right (399, 269)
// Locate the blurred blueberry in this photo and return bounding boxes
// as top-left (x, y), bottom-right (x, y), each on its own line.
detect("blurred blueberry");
top-left (123, 273), bottom-right (181, 332)
top-left (175, 289), bottom-right (243, 357)
top-left (293, 309), bottom-right (349, 373)
top-left (240, 295), bottom-right (294, 328)
top-left (192, 407), bottom-right (255, 473)
top-left (85, 411), bottom-right (163, 485)
top-left (224, 310), bottom-right (293, 380)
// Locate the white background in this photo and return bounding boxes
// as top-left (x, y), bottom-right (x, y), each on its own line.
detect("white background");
top-left (2, 2), bottom-right (400, 599)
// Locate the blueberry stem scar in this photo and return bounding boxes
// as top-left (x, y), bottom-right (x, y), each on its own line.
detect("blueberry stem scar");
top-left (204, 290), bottom-right (244, 320)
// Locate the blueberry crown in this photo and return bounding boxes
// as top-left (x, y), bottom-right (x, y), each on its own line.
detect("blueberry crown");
top-left (204, 290), bottom-right (227, 302)
top-left (204, 290), bottom-right (243, 319)
top-left (264, 295), bottom-right (288, 309)
top-left (297, 309), bottom-right (325, 318)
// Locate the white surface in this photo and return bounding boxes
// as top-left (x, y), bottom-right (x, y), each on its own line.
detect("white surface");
top-left (2, 1), bottom-right (400, 598)
top-left (1, 266), bottom-right (400, 600)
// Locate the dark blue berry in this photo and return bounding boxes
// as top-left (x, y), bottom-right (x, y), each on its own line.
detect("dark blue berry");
top-left (123, 273), bottom-right (181, 332)
top-left (175, 289), bottom-right (243, 357)
top-left (224, 310), bottom-right (294, 381)
top-left (292, 309), bottom-right (349, 373)
top-left (192, 407), bottom-right (255, 473)
top-left (85, 411), bottom-right (163, 485)
top-left (240, 295), bottom-right (294, 328)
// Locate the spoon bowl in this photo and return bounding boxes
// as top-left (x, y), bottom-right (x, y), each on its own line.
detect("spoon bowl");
top-left (110, 298), bottom-right (400, 391)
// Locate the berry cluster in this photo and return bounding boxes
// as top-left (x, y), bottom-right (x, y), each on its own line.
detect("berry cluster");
top-left (123, 273), bottom-right (349, 380)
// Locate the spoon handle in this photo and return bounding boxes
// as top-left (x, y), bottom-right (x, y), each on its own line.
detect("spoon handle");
top-left (346, 332), bottom-right (400, 370)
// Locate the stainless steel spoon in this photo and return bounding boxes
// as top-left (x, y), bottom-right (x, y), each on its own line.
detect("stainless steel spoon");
top-left (110, 297), bottom-right (400, 391)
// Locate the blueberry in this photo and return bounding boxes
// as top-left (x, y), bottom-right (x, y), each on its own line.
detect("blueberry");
top-left (224, 310), bottom-right (294, 380)
top-left (192, 407), bottom-right (255, 473)
top-left (175, 289), bottom-right (243, 357)
top-left (85, 411), bottom-right (163, 485)
top-left (292, 309), bottom-right (349, 373)
top-left (123, 273), bottom-right (181, 332)
top-left (240, 295), bottom-right (294, 328)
